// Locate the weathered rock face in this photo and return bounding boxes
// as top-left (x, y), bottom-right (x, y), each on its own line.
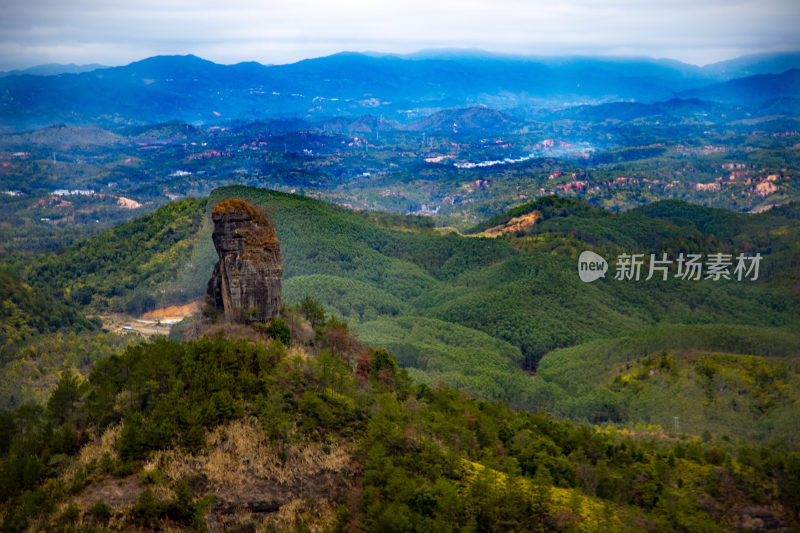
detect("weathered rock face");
top-left (207, 198), bottom-right (282, 322)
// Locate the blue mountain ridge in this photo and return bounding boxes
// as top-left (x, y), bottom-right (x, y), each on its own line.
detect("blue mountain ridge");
top-left (1, 51), bottom-right (798, 129)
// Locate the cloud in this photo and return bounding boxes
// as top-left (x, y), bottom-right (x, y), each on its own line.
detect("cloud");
top-left (0, 0), bottom-right (798, 69)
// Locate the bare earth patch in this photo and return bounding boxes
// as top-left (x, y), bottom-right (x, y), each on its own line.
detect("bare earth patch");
top-left (481, 211), bottom-right (541, 237)
top-left (98, 300), bottom-right (201, 337)
top-left (76, 475), bottom-right (144, 509)
top-left (141, 301), bottom-right (201, 322)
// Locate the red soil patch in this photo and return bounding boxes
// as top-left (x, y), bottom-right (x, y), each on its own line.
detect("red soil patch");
top-left (141, 301), bottom-right (201, 321)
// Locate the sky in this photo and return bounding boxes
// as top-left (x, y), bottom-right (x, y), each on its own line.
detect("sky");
top-left (0, 0), bottom-right (799, 70)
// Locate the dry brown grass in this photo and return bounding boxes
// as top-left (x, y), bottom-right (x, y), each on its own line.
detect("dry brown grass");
top-left (147, 418), bottom-right (355, 531)
top-left (74, 475), bottom-right (144, 510)
top-left (158, 418), bottom-right (350, 488)
top-left (201, 321), bottom-right (272, 344)
top-left (212, 198), bottom-right (265, 221)
top-left (60, 424), bottom-right (121, 485)
top-left (46, 389), bottom-right (352, 530)
top-left (288, 344), bottom-right (311, 361)
top-left (259, 498), bottom-right (338, 533)
top-left (47, 424), bottom-right (145, 530)
top-left (288, 317), bottom-right (315, 346)
top-left (16, 421), bottom-right (353, 532)
top-left (212, 198), bottom-right (280, 250)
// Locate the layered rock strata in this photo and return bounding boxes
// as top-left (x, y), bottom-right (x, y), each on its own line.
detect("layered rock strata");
top-left (207, 198), bottom-right (282, 322)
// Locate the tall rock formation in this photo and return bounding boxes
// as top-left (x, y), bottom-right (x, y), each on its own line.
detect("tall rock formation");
top-left (206, 198), bottom-right (282, 322)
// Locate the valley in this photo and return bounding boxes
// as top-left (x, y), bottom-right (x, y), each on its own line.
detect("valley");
top-left (9, 186), bottom-right (800, 440)
top-left (1, 50), bottom-right (799, 531)
top-left (2, 53), bottom-right (800, 258)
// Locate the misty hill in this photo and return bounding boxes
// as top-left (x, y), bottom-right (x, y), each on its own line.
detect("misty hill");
top-left (408, 49), bottom-right (800, 80)
top-left (121, 121), bottom-right (207, 143)
top-left (699, 51), bottom-right (800, 78)
top-left (2, 51), bottom-right (799, 129)
top-left (0, 62), bottom-right (107, 77)
top-left (550, 98), bottom-right (743, 123)
top-left (404, 106), bottom-right (518, 134)
top-left (317, 115), bottom-right (399, 135)
top-left (0, 124), bottom-right (125, 148)
top-left (678, 69), bottom-right (800, 104)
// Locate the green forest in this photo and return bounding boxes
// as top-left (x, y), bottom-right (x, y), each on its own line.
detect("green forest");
top-left (0, 269), bottom-right (98, 354)
top-left (2, 186), bottom-right (800, 529)
top-left (13, 187), bottom-right (800, 435)
top-left (2, 317), bottom-right (799, 530)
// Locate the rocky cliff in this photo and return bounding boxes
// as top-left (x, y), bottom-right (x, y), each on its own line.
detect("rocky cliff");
top-left (207, 198), bottom-right (282, 322)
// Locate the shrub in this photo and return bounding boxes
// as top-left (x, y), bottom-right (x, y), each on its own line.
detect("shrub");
top-left (266, 318), bottom-right (291, 345)
top-left (130, 489), bottom-right (166, 528)
top-left (89, 501), bottom-right (112, 523)
top-left (57, 502), bottom-right (81, 527)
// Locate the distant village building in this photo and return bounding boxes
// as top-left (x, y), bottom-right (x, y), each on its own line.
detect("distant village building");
top-left (52, 189), bottom-right (95, 196)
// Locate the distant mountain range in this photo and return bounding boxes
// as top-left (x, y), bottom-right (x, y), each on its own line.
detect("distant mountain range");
top-left (678, 69), bottom-right (800, 104)
top-left (0, 62), bottom-right (108, 77)
top-left (1, 51), bottom-right (799, 129)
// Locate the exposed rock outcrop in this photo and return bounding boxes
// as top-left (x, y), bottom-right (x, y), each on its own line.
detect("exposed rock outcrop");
top-left (207, 198), bottom-right (282, 322)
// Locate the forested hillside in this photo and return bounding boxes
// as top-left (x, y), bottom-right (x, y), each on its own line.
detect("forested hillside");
top-left (22, 198), bottom-right (208, 314)
top-left (0, 269), bottom-right (137, 411)
top-left (534, 324), bottom-right (800, 443)
top-left (17, 187), bottom-right (800, 440)
top-left (2, 325), bottom-right (799, 530)
top-left (0, 269), bottom-right (97, 355)
top-left (4, 186), bottom-right (800, 529)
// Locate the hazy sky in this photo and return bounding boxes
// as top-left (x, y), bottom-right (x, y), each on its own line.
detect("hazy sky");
top-left (1, 0), bottom-right (798, 70)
